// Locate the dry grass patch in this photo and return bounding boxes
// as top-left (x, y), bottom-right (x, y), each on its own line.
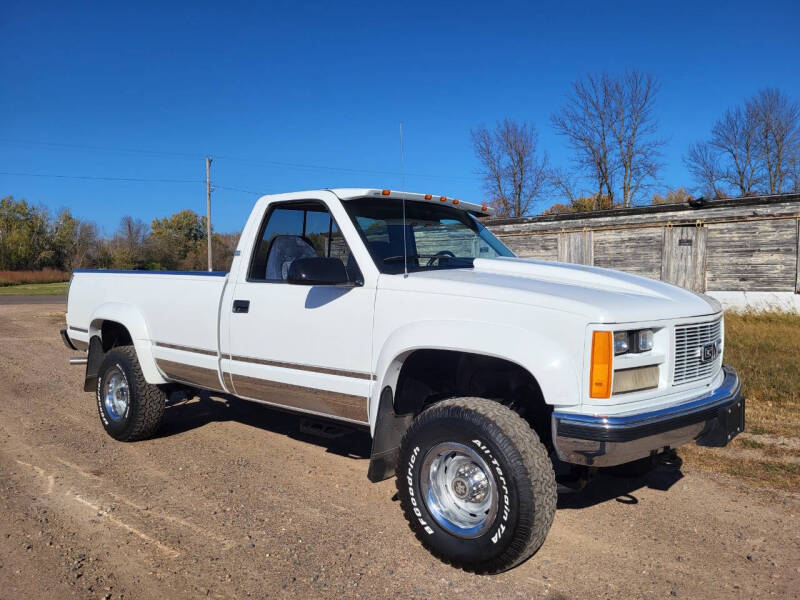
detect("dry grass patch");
top-left (0, 269), bottom-right (70, 286)
top-left (723, 311), bottom-right (800, 438)
top-left (682, 311), bottom-right (800, 491)
top-left (682, 445), bottom-right (800, 492)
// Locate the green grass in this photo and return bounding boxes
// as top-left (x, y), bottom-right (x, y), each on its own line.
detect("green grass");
top-left (0, 281), bottom-right (69, 295)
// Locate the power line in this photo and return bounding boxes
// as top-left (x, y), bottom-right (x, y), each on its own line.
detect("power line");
top-left (0, 138), bottom-right (202, 159)
top-left (213, 184), bottom-right (264, 196)
top-left (0, 170), bottom-right (202, 184)
top-left (0, 137), bottom-right (482, 182)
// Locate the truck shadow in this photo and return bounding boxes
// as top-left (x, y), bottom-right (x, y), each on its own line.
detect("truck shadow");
top-left (156, 391), bottom-right (683, 508)
top-left (557, 466), bottom-right (684, 510)
top-left (155, 391), bottom-right (372, 460)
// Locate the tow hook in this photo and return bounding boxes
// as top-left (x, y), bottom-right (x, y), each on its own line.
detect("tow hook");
top-left (69, 357), bottom-right (88, 366)
top-left (655, 449), bottom-right (682, 470)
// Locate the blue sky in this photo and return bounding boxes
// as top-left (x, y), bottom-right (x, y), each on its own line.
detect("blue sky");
top-left (2, 0), bottom-right (798, 234)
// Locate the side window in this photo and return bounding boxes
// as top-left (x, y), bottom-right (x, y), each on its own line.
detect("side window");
top-left (248, 202), bottom-right (359, 282)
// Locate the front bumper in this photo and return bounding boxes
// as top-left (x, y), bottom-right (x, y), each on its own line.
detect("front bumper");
top-left (552, 366), bottom-right (744, 467)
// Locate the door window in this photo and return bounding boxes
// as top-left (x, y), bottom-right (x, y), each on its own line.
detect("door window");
top-left (248, 202), bottom-right (359, 282)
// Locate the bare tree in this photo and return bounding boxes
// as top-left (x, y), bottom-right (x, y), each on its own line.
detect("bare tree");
top-left (710, 105), bottom-right (762, 196)
top-left (471, 119), bottom-right (549, 217)
top-left (748, 88), bottom-right (800, 194)
top-left (552, 70), bottom-right (663, 207)
top-left (551, 74), bottom-right (615, 201)
top-left (608, 70), bottom-right (663, 206)
top-left (684, 141), bottom-right (725, 198)
top-left (549, 166), bottom-right (582, 204)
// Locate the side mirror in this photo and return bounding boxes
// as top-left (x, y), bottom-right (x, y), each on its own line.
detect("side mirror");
top-left (287, 257), bottom-right (355, 286)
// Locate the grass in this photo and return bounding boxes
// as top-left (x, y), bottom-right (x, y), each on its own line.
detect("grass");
top-left (0, 281), bottom-right (69, 295)
top-left (0, 269), bottom-right (70, 286)
top-left (723, 311), bottom-right (800, 438)
top-left (681, 311), bottom-right (800, 491)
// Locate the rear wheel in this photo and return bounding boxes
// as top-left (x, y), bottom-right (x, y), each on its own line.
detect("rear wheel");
top-left (96, 346), bottom-right (165, 441)
top-left (396, 397), bottom-right (556, 573)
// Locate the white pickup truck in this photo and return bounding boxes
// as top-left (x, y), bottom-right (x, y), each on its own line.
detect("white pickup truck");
top-left (62, 188), bottom-right (744, 573)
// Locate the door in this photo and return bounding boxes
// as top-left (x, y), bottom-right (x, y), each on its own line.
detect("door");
top-left (225, 200), bottom-right (375, 425)
top-left (661, 225), bottom-right (707, 292)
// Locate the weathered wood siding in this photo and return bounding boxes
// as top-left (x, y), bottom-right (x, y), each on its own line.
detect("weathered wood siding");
top-left (594, 228), bottom-right (662, 279)
top-left (498, 233), bottom-right (558, 260)
top-left (485, 194), bottom-right (800, 293)
top-left (705, 220), bottom-right (797, 292)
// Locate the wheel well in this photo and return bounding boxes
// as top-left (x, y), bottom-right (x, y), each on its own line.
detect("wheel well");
top-left (394, 349), bottom-right (552, 448)
top-left (99, 320), bottom-right (133, 352)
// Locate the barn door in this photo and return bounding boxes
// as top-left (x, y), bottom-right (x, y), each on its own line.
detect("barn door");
top-left (558, 230), bottom-right (593, 265)
top-left (661, 225), bottom-right (707, 292)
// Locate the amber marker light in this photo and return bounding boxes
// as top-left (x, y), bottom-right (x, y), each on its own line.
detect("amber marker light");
top-left (481, 204), bottom-right (488, 212)
top-left (440, 196), bottom-right (447, 202)
top-left (424, 194), bottom-right (432, 200)
top-left (453, 199), bottom-right (459, 205)
top-left (589, 331), bottom-right (613, 399)
top-left (381, 189), bottom-right (391, 196)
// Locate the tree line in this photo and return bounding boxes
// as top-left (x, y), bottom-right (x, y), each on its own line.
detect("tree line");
top-left (0, 195), bottom-right (239, 272)
top-left (472, 70), bottom-right (800, 217)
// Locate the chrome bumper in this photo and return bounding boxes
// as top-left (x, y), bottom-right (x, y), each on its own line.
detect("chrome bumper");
top-left (552, 366), bottom-right (744, 467)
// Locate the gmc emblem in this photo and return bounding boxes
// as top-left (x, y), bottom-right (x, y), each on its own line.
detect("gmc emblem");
top-left (700, 339), bottom-right (721, 363)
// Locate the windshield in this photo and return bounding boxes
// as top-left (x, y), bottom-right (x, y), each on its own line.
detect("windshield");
top-left (343, 198), bottom-right (515, 274)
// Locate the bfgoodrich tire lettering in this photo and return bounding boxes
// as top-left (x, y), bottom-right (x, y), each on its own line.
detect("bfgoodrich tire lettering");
top-left (397, 397), bottom-right (556, 573)
top-left (96, 346), bottom-right (165, 442)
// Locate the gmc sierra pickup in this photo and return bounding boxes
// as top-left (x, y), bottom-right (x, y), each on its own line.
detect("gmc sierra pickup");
top-left (61, 188), bottom-right (744, 573)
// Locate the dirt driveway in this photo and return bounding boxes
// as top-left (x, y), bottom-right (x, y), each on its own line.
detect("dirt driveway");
top-left (1, 303), bottom-right (798, 599)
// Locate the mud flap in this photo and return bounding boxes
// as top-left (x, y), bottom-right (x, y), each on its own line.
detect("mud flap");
top-left (367, 386), bottom-right (414, 482)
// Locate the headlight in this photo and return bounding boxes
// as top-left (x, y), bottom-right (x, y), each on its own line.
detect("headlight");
top-left (636, 329), bottom-right (654, 352)
top-left (613, 329), bottom-right (654, 355)
top-left (613, 331), bottom-right (629, 355)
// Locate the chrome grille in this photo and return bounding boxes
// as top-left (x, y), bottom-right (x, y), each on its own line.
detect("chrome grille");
top-left (673, 318), bottom-right (722, 385)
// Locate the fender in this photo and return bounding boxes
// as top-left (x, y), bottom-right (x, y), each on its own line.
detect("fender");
top-left (370, 318), bottom-right (582, 434)
top-left (89, 302), bottom-right (166, 385)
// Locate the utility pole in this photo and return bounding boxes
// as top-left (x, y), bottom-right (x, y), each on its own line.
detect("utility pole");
top-left (205, 156), bottom-right (213, 272)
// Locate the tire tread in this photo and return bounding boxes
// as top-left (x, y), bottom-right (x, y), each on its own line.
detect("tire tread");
top-left (397, 397), bottom-right (556, 573)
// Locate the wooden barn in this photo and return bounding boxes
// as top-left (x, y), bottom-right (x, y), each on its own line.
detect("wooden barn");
top-left (485, 193), bottom-right (800, 311)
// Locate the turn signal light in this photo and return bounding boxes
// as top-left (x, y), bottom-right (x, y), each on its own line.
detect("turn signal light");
top-left (589, 331), bottom-right (613, 399)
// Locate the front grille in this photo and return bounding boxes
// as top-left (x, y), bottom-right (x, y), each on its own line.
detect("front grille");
top-left (673, 318), bottom-right (722, 385)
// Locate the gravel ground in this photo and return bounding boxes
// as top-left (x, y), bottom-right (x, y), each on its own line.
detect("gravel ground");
top-left (1, 303), bottom-right (798, 599)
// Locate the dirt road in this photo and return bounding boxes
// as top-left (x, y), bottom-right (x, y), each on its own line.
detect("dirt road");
top-left (1, 303), bottom-right (798, 599)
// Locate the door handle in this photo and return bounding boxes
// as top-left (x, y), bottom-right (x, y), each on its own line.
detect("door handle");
top-left (233, 300), bottom-right (250, 313)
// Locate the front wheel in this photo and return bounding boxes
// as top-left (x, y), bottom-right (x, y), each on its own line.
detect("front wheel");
top-left (396, 397), bottom-right (556, 573)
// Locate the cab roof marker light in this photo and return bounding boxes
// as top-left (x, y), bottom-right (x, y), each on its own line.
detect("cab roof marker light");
top-left (453, 199), bottom-right (459, 205)
top-left (424, 194), bottom-right (432, 200)
top-left (381, 189), bottom-right (391, 196)
top-left (440, 196), bottom-right (447, 202)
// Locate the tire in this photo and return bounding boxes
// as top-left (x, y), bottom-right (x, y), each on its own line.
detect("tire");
top-left (96, 346), bottom-right (165, 442)
top-left (396, 397), bottom-right (557, 573)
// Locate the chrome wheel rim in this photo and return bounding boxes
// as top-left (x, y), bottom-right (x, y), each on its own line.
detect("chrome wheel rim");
top-left (420, 442), bottom-right (498, 538)
top-left (103, 366), bottom-right (129, 422)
